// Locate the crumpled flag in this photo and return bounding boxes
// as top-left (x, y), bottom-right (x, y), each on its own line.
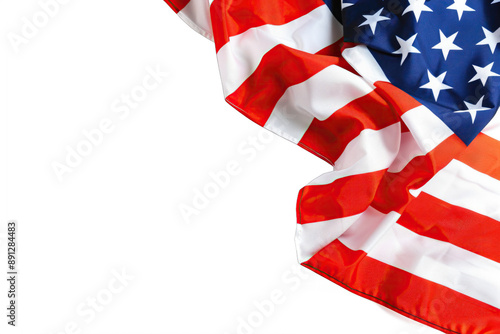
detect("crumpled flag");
top-left (163, 0), bottom-right (500, 332)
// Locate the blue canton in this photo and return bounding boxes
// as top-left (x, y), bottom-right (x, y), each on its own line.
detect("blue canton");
top-left (339, 0), bottom-right (500, 145)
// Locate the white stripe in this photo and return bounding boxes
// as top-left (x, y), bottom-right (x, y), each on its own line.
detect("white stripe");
top-left (388, 131), bottom-right (424, 173)
top-left (309, 123), bottom-right (401, 186)
top-left (339, 210), bottom-right (500, 309)
top-left (408, 186), bottom-right (423, 198)
top-left (216, 5), bottom-right (342, 96)
top-left (178, 0), bottom-right (213, 41)
top-left (419, 159), bottom-right (500, 222)
top-left (295, 214), bottom-right (361, 263)
top-left (401, 105), bottom-right (454, 154)
top-left (338, 207), bottom-right (400, 253)
top-left (482, 107), bottom-right (500, 141)
top-left (342, 45), bottom-right (389, 84)
top-left (264, 65), bottom-right (374, 143)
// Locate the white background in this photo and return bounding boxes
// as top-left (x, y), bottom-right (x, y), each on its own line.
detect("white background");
top-left (2, 0), bottom-right (440, 333)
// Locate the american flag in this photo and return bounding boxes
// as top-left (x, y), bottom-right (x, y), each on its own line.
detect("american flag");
top-left (164, 0), bottom-right (500, 332)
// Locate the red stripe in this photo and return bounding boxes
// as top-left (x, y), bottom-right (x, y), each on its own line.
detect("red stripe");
top-left (226, 45), bottom-right (342, 127)
top-left (398, 192), bottom-right (500, 263)
top-left (210, 0), bottom-right (326, 52)
top-left (297, 170), bottom-right (387, 224)
top-left (298, 89), bottom-right (399, 165)
top-left (164, 0), bottom-right (190, 13)
top-left (375, 81), bottom-right (423, 117)
top-left (458, 133), bottom-right (500, 181)
top-left (297, 134), bottom-right (465, 225)
top-left (298, 130), bottom-right (464, 224)
top-left (372, 135), bottom-right (465, 214)
top-left (315, 38), bottom-right (351, 60)
top-left (304, 240), bottom-right (500, 334)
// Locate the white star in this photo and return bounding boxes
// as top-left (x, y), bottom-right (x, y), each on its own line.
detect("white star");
top-left (420, 70), bottom-right (453, 101)
top-left (432, 30), bottom-right (462, 60)
top-left (358, 8), bottom-right (390, 34)
top-left (403, 0), bottom-right (433, 22)
top-left (447, 0), bottom-right (474, 20)
top-left (393, 34), bottom-right (420, 65)
top-left (477, 27), bottom-right (500, 53)
top-left (492, 0), bottom-right (500, 4)
top-left (454, 96), bottom-right (490, 123)
top-left (342, 0), bottom-right (354, 9)
top-left (469, 62), bottom-right (500, 85)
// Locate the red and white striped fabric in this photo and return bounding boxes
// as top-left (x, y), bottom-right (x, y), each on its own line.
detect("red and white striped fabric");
top-left (164, 0), bottom-right (500, 332)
